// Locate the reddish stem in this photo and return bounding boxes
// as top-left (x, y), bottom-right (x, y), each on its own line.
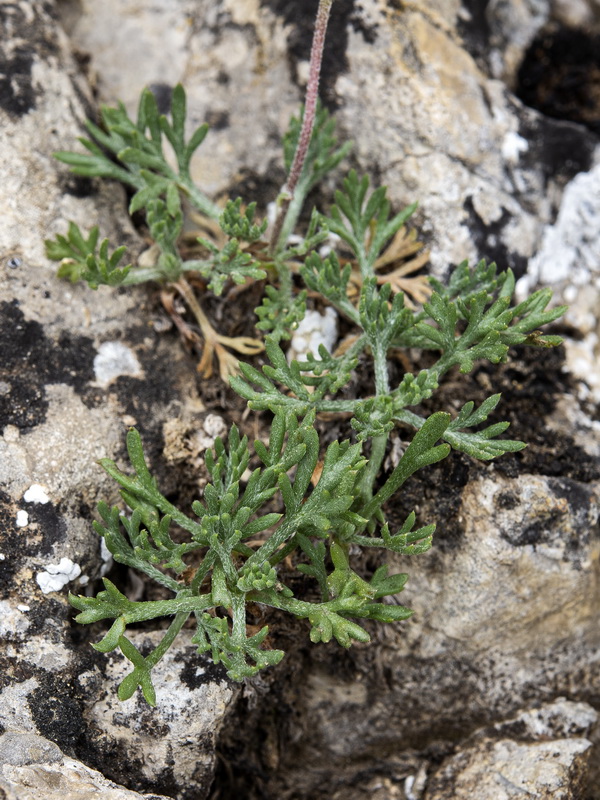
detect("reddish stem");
top-left (269, 0), bottom-right (334, 254)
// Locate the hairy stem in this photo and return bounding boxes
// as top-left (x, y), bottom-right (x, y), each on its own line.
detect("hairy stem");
top-left (269, 0), bottom-right (334, 255)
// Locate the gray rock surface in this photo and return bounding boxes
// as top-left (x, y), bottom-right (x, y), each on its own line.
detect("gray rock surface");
top-left (2, 1), bottom-right (599, 799)
top-left (423, 699), bottom-right (597, 800)
top-left (65, 0), bottom-right (599, 277)
top-left (0, 3), bottom-right (236, 799)
top-left (0, 731), bottom-right (171, 800)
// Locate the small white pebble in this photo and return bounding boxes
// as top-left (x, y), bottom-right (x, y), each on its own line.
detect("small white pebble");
top-left (78, 574), bottom-right (90, 586)
top-left (100, 539), bottom-right (112, 563)
top-left (17, 605), bottom-right (30, 613)
top-left (16, 510), bottom-right (29, 528)
top-left (288, 308), bottom-right (338, 363)
top-left (36, 558), bottom-right (82, 594)
top-left (3, 425), bottom-right (20, 443)
top-left (0, 553), bottom-right (5, 561)
top-left (203, 414), bottom-right (227, 439)
top-left (100, 539), bottom-right (113, 577)
top-left (23, 484), bottom-right (50, 504)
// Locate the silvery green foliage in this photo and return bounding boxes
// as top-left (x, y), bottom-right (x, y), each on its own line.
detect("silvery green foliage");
top-left (57, 85), bottom-right (565, 704)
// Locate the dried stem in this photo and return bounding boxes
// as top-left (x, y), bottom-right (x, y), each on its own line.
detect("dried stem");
top-left (172, 277), bottom-right (263, 380)
top-left (269, 0), bottom-right (334, 255)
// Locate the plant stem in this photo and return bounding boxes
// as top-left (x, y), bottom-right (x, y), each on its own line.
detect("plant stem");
top-left (356, 433), bottom-right (387, 505)
top-left (145, 611), bottom-right (191, 668)
top-left (269, 0), bottom-right (334, 255)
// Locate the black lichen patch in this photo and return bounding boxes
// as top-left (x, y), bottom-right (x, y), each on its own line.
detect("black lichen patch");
top-left (516, 111), bottom-right (598, 191)
top-left (27, 675), bottom-right (86, 750)
top-left (517, 26), bottom-right (600, 136)
top-left (498, 475), bottom-right (595, 559)
top-left (456, 0), bottom-right (492, 69)
top-left (220, 166), bottom-right (284, 210)
top-left (0, 301), bottom-right (96, 431)
top-left (82, 723), bottom-right (180, 800)
top-left (75, 734), bottom-right (148, 796)
top-left (205, 109), bottom-right (230, 131)
top-left (495, 490), bottom-right (518, 510)
top-left (261, 0), bottom-right (376, 107)
top-left (0, 2), bottom-right (59, 118)
top-left (175, 649), bottom-right (229, 689)
top-left (463, 197), bottom-right (528, 279)
top-left (501, 516), bottom-right (556, 547)
top-left (22, 501), bottom-right (68, 555)
top-left (490, 347), bottom-right (600, 483)
top-left (59, 174), bottom-right (95, 198)
top-left (0, 491), bottom-right (69, 598)
top-left (0, 44), bottom-right (36, 117)
top-left (25, 597), bottom-right (71, 641)
top-left (147, 82), bottom-right (174, 115)
top-left (387, 449), bottom-right (477, 554)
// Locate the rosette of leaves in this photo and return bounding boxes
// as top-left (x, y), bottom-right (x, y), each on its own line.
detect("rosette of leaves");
top-left (70, 408), bottom-right (444, 704)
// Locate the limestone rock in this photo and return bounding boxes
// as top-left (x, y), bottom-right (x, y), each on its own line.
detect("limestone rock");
top-left (0, 731), bottom-right (171, 800)
top-left (0, 4), bottom-right (236, 799)
top-left (3, 1), bottom-right (600, 799)
top-left (64, 0), bottom-right (599, 277)
top-left (424, 699), bottom-right (597, 800)
top-left (83, 630), bottom-right (235, 798)
top-left (517, 161), bottom-right (600, 402)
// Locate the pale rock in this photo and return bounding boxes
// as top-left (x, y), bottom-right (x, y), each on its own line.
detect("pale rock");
top-left (3, 1), bottom-right (600, 798)
top-left (424, 699), bottom-right (597, 800)
top-left (517, 162), bottom-right (600, 402)
top-left (87, 630), bottom-right (236, 798)
top-left (0, 732), bottom-right (171, 800)
top-left (63, 0), bottom-right (599, 280)
top-left (0, 6), bottom-right (240, 799)
top-left (0, 601), bottom-right (31, 639)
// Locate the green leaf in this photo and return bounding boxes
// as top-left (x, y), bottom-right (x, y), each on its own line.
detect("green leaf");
top-left (54, 85), bottom-right (219, 219)
top-left (323, 170), bottom-right (417, 276)
top-left (193, 236), bottom-right (267, 296)
top-left (219, 198), bottom-right (268, 242)
top-left (117, 636), bottom-right (157, 706)
top-left (369, 565), bottom-right (409, 599)
top-left (361, 412), bottom-right (451, 522)
top-left (307, 606), bottom-right (371, 647)
top-left (443, 394), bottom-right (526, 459)
top-left (254, 285), bottom-right (307, 340)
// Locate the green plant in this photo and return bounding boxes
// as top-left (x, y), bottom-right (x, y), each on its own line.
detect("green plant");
top-left (60, 0), bottom-right (566, 704)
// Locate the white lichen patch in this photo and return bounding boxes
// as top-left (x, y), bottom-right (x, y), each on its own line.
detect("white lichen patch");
top-left (36, 557), bottom-right (82, 594)
top-left (518, 162), bottom-right (600, 297)
top-left (501, 130), bottom-right (529, 164)
top-left (15, 510), bottom-right (29, 528)
top-left (288, 307), bottom-right (338, 363)
top-left (93, 341), bottom-right (143, 387)
top-left (0, 600), bottom-right (31, 638)
top-left (18, 635), bottom-right (73, 672)
top-left (23, 483), bottom-right (50, 504)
